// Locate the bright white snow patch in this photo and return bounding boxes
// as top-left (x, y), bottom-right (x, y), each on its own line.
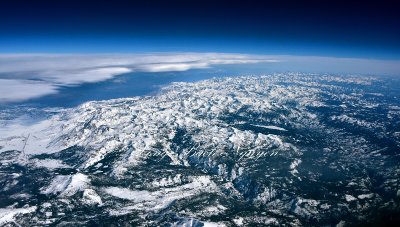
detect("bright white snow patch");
top-left (0, 116), bottom-right (65, 154)
top-left (202, 222), bottom-right (227, 227)
top-left (233, 217), bottom-right (244, 226)
top-left (251, 124), bottom-right (287, 131)
top-left (32, 159), bottom-right (70, 169)
top-left (41, 173), bottom-right (90, 196)
top-left (357, 193), bottom-right (375, 200)
top-left (345, 194), bottom-right (357, 202)
top-left (104, 176), bottom-right (218, 213)
top-left (0, 206), bottom-right (37, 225)
top-left (82, 189), bottom-right (103, 205)
top-left (290, 159), bottom-right (302, 175)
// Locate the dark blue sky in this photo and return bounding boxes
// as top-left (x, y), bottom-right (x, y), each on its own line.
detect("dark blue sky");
top-left (1, 0), bottom-right (399, 59)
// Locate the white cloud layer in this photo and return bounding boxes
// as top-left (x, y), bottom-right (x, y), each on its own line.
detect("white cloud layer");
top-left (0, 53), bottom-right (273, 103)
top-left (40, 67), bottom-right (133, 85)
top-left (0, 52), bottom-right (399, 103)
top-left (0, 79), bottom-right (58, 103)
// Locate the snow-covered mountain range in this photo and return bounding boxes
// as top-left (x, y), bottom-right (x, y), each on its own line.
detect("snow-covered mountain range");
top-left (1, 73), bottom-right (399, 226)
